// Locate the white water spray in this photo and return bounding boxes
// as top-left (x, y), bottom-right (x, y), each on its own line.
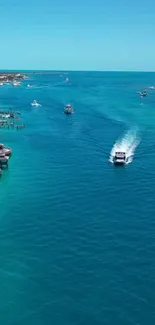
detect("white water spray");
top-left (110, 129), bottom-right (140, 164)
top-left (26, 80), bottom-right (67, 90)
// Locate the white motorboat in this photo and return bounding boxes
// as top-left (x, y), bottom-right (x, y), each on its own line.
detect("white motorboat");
top-left (13, 81), bottom-right (21, 87)
top-left (64, 104), bottom-right (73, 114)
top-left (31, 100), bottom-right (41, 107)
top-left (113, 152), bottom-right (127, 165)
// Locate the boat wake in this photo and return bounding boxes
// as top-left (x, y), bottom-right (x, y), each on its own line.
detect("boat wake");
top-left (109, 129), bottom-right (140, 165)
top-left (27, 81), bottom-right (67, 90)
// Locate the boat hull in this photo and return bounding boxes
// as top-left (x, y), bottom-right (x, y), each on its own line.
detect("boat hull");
top-left (113, 159), bottom-right (126, 166)
top-left (64, 110), bottom-right (73, 115)
top-left (114, 161), bottom-right (125, 166)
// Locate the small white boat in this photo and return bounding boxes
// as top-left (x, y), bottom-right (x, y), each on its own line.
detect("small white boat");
top-left (0, 83), bottom-right (3, 86)
top-left (13, 81), bottom-right (20, 87)
top-left (31, 100), bottom-right (41, 107)
top-left (0, 114), bottom-right (10, 118)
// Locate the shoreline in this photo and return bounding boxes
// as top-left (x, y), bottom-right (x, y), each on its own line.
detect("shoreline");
top-left (0, 72), bottom-right (27, 82)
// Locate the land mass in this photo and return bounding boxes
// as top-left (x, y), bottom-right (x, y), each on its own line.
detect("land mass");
top-left (0, 72), bottom-right (26, 82)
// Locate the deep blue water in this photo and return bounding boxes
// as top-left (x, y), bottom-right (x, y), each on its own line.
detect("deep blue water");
top-left (0, 71), bottom-right (155, 324)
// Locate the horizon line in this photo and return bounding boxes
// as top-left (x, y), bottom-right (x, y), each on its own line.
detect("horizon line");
top-left (0, 69), bottom-right (155, 73)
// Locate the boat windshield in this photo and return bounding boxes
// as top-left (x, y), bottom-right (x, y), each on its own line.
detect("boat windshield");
top-left (115, 152), bottom-right (126, 159)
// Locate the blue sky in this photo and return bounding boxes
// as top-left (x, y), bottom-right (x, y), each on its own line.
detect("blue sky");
top-left (0, 0), bottom-right (155, 70)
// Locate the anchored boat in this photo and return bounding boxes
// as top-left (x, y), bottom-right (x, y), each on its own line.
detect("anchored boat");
top-left (0, 142), bottom-right (12, 174)
top-left (13, 81), bottom-right (21, 87)
top-left (0, 143), bottom-right (12, 156)
top-left (0, 153), bottom-right (9, 165)
top-left (64, 104), bottom-right (73, 115)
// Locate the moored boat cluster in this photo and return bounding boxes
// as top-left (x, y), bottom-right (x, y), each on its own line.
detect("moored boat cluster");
top-left (0, 72), bottom-right (26, 84)
top-left (0, 110), bottom-right (25, 129)
top-left (0, 143), bottom-right (12, 176)
top-left (0, 72), bottom-right (74, 180)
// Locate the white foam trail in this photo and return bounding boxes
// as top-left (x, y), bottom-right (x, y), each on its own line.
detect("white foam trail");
top-left (27, 80), bottom-right (66, 90)
top-left (109, 129), bottom-right (140, 165)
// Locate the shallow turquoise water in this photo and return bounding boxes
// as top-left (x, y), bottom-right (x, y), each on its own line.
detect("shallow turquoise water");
top-left (0, 72), bottom-right (155, 324)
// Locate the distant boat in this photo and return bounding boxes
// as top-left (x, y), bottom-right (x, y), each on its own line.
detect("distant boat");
top-left (137, 90), bottom-right (148, 98)
top-left (13, 81), bottom-right (20, 87)
top-left (141, 90), bottom-right (147, 97)
top-left (0, 83), bottom-right (3, 86)
top-left (31, 100), bottom-right (41, 107)
top-left (65, 78), bottom-right (69, 83)
top-left (64, 104), bottom-right (73, 115)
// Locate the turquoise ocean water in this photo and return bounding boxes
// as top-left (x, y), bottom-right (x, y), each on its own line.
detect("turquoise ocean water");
top-left (0, 71), bottom-right (155, 324)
